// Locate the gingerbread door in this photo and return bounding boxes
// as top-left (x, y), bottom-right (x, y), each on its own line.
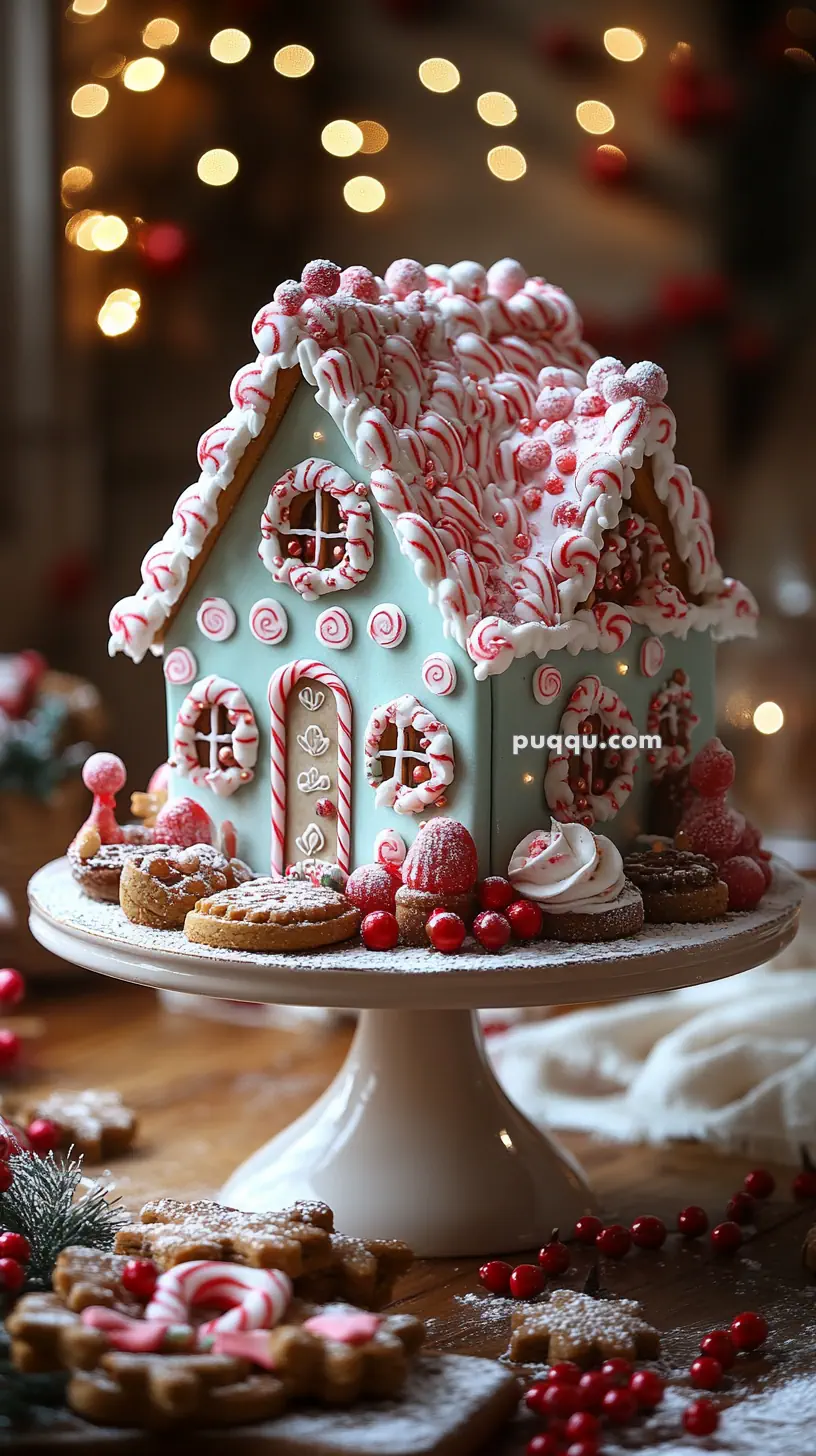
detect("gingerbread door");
top-left (268, 660), bottom-right (352, 875)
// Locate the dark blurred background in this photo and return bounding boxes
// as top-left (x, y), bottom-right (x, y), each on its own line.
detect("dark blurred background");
top-left (1, 0), bottom-right (815, 847)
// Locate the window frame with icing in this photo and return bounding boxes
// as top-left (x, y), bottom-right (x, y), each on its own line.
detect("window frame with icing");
top-left (259, 457), bottom-right (374, 601)
top-left (364, 694), bottom-right (455, 816)
top-left (172, 675), bottom-right (258, 798)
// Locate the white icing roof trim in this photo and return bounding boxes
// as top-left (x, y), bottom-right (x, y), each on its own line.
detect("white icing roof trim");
top-left (109, 257), bottom-right (758, 675)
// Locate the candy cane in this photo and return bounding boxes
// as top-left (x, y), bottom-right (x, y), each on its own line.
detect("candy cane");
top-left (592, 602), bottom-right (632, 654)
top-left (374, 827), bottom-right (407, 869)
top-left (197, 421), bottom-right (235, 476)
top-left (422, 652), bottom-right (458, 696)
top-left (315, 606), bottom-right (353, 650)
top-left (367, 604), bottom-right (407, 649)
top-left (163, 646), bottom-right (197, 686)
top-left (640, 637), bottom-right (665, 678)
top-left (467, 616), bottom-right (516, 680)
top-left (268, 660), bottom-right (352, 876)
top-left (172, 488), bottom-right (218, 555)
top-left (145, 1262), bottom-right (292, 1338)
top-left (532, 665), bottom-right (562, 706)
top-left (196, 597), bottom-right (236, 642)
top-left (249, 598), bottom-right (289, 646)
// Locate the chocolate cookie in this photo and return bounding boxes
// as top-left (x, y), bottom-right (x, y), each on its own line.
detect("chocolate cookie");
top-left (623, 849), bottom-right (728, 923)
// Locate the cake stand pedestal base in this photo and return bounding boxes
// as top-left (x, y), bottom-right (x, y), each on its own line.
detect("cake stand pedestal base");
top-left (221, 1008), bottom-right (593, 1256)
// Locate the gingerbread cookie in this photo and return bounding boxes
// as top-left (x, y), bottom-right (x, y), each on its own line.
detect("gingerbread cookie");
top-left (67, 1350), bottom-right (286, 1430)
top-left (623, 848), bottom-right (728, 922)
top-left (115, 1199), bottom-right (335, 1279)
top-left (53, 1246), bottom-right (142, 1315)
top-left (508, 1288), bottom-right (660, 1366)
top-left (5, 1292), bottom-right (109, 1374)
top-left (67, 828), bottom-right (149, 902)
top-left (120, 844), bottom-right (253, 930)
top-left (395, 820), bottom-right (478, 947)
top-left (183, 879), bottom-right (360, 952)
top-left (25, 1089), bottom-right (136, 1161)
top-left (296, 1232), bottom-right (413, 1310)
top-left (242, 1300), bottom-right (424, 1405)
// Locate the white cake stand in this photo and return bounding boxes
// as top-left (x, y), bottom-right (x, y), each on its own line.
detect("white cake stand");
top-left (28, 858), bottom-right (801, 1257)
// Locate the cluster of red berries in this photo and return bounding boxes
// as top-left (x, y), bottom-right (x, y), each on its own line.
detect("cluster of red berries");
top-left (691, 1310), bottom-right (768, 1390)
top-left (678, 739), bottom-right (770, 911)
top-left (360, 875), bottom-right (542, 953)
top-left (0, 1229), bottom-right (31, 1295)
top-left (524, 1357), bottom-right (665, 1456)
top-left (0, 967), bottom-right (26, 1071)
top-left (480, 1231), bottom-right (573, 1298)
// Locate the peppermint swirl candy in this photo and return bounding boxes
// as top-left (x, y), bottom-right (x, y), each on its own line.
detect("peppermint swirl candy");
top-left (640, 637), bottom-right (665, 678)
top-left (532, 665), bottom-right (562, 706)
top-left (249, 598), bottom-right (288, 646)
top-left (163, 646), bottom-right (198, 686)
top-left (196, 596), bottom-right (236, 642)
top-left (374, 827), bottom-right (407, 869)
top-left (315, 606), bottom-right (353, 650)
top-left (367, 603), bottom-right (407, 649)
top-left (422, 652), bottom-right (457, 697)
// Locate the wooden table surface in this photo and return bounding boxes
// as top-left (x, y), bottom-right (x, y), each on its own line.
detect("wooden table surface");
top-left (6, 981), bottom-right (816, 1453)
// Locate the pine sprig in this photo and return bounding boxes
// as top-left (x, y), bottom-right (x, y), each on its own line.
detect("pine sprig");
top-left (0, 1150), bottom-right (126, 1288)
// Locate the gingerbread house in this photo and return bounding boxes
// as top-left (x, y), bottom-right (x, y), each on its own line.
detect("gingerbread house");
top-left (109, 257), bottom-right (757, 877)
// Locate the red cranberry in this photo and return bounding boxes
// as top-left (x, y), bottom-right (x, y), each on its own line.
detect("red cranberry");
top-left (538, 1229), bottom-right (571, 1276)
top-left (26, 1118), bottom-right (62, 1157)
top-left (683, 1397), bottom-right (719, 1435)
top-left (573, 1215), bottom-right (603, 1245)
top-left (629, 1368), bottom-right (664, 1407)
top-left (472, 910), bottom-right (512, 952)
top-left (600, 1357), bottom-right (632, 1386)
top-left (0, 1029), bottom-right (21, 1069)
top-left (678, 1204), bottom-right (708, 1238)
top-left (690, 1356), bottom-right (723, 1390)
top-left (0, 968), bottom-right (25, 1007)
top-left (565, 1443), bottom-right (599, 1456)
top-left (361, 911), bottom-right (399, 951)
top-left (478, 1259), bottom-right (513, 1295)
top-left (730, 1311), bottom-right (768, 1351)
top-left (744, 1168), bottom-right (775, 1199)
top-left (507, 898), bottom-right (544, 940)
top-left (0, 1257), bottom-right (25, 1292)
top-left (596, 1224), bottom-right (631, 1259)
top-left (565, 1412), bottom-right (600, 1441)
top-left (726, 1191), bottom-right (755, 1225)
top-left (577, 1370), bottom-right (608, 1411)
top-left (700, 1330), bottom-right (736, 1368)
top-left (546, 1360), bottom-right (582, 1385)
top-left (509, 1263), bottom-right (544, 1299)
top-left (710, 1220), bottom-right (743, 1255)
top-left (426, 910), bottom-right (466, 954)
top-left (0, 1232), bottom-right (30, 1264)
top-left (630, 1214), bottom-right (667, 1249)
top-left (121, 1258), bottom-right (159, 1300)
top-left (478, 877), bottom-right (515, 911)
top-left (526, 1435), bottom-right (561, 1456)
top-left (792, 1167), bottom-right (816, 1200)
top-left (602, 1386), bottom-right (637, 1424)
top-left (538, 1382), bottom-right (582, 1419)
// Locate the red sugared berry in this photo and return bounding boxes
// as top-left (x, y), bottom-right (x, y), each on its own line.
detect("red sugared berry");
top-left (478, 877), bottom-right (515, 912)
top-left (526, 1435), bottom-right (561, 1456)
top-left (630, 1214), bottom-right (667, 1249)
top-left (509, 1263), bottom-right (544, 1299)
top-left (744, 1168), bottom-right (775, 1199)
top-left (538, 1382), bottom-right (582, 1419)
top-left (678, 1204), bottom-right (708, 1237)
top-left (683, 1397), bottom-right (719, 1436)
top-left (573, 1215), bottom-right (603, 1245)
top-left (681, 801), bottom-right (745, 864)
top-left (121, 1258), bottom-right (159, 1300)
top-left (689, 738), bottom-right (735, 797)
top-left (0, 968), bottom-right (25, 1007)
top-left (478, 1259), bottom-right (513, 1295)
top-left (26, 1118), bottom-right (62, 1156)
top-left (710, 1220), bottom-right (742, 1255)
top-left (577, 1370), bottom-right (608, 1410)
top-left (0, 1029), bottom-right (21, 1069)
top-left (600, 1357), bottom-right (632, 1386)
top-left (726, 1191), bottom-right (755, 1225)
top-left (507, 898), bottom-right (543, 940)
top-left (472, 910), bottom-right (511, 952)
top-left (690, 1356), bottom-right (723, 1390)
top-left (0, 1232), bottom-right (30, 1264)
top-left (730, 1311), bottom-right (768, 1351)
top-left (0, 1164), bottom-right (12, 1194)
top-left (720, 856), bottom-right (766, 911)
top-left (629, 1369), bottom-right (664, 1407)
top-left (700, 1330), bottom-right (736, 1368)
top-left (602, 1386), bottom-right (637, 1423)
top-left (538, 1229), bottom-right (571, 1276)
top-left (0, 1257), bottom-right (25, 1292)
top-left (546, 1360), bottom-right (582, 1385)
top-left (426, 910), bottom-right (466, 954)
top-left (565, 1412), bottom-right (600, 1441)
top-left (345, 864), bottom-right (398, 915)
top-left (301, 259), bottom-right (341, 297)
top-left (596, 1224), bottom-right (631, 1259)
top-left (361, 911), bottom-right (399, 951)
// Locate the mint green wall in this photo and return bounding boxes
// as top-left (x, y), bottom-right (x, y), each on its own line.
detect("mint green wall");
top-left (490, 626), bottom-right (716, 873)
top-left (164, 382), bottom-right (492, 874)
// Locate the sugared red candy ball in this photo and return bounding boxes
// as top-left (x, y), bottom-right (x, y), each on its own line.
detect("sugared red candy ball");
top-left (473, 911), bottom-right (511, 952)
top-left (507, 899), bottom-right (543, 940)
top-left (361, 911), bottom-right (399, 952)
top-left (730, 1311), bottom-right (768, 1351)
top-left (509, 1263), bottom-right (544, 1299)
top-left (301, 259), bottom-right (341, 297)
top-left (699, 1330), bottom-right (736, 1368)
top-left (26, 1118), bottom-right (62, 1156)
top-left (345, 864), bottom-right (398, 915)
top-left (384, 258), bottom-right (427, 299)
top-left (339, 266), bottom-right (380, 302)
top-left (595, 1224), bottom-right (631, 1259)
top-left (152, 796), bottom-right (214, 848)
top-left (122, 1257), bottom-right (159, 1300)
top-left (629, 1369), bottom-right (664, 1408)
top-left (402, 819), bottom-right (478, 895)
top-left (0, 1257), bottom-right (25, 1293)
top-left (573, 1214), bottom-right (603, 1245)
top-left (710, 1219), bottom-right (742, 1254)
top-left (273, 280), bottom-right (306, 315)
top-left (0, 1029), bottom-right (21, 1069)
top-left (680, 800), bottom-right (745, 864)
top-left (744, 1168), bottom-right (775, 1199)
top-left (535, 1381), bottom-right (582, 1420)
top-left (478, 877), bottom-right (515, 912)
top-left (630, 1214), bottom-right (667, 1249)
top-left (426, 910), bottom-right (466, 954)
top-left (0, 1231), bottom-right (30, 1263)
top-left (624, 360), bottom-right (668, 404)
top-left (793, 1161), bottom-right (816, 1200)
top-left (0, 968), bottom-right (24, 1007)
top-left (478, 1258), bottom-right (512, 1295)
top-left (683, 1398), bottom-right (719, 1436)
top-left (720, 856), bottom-right (766, 911)
top-left (678, 1204), bottom-right (708, 1237)
top-left (82, 751), bottom-right (126, 797)
top-left (690, 1356), bottom-right (723, 1390)
top-left (689, 737), bottom-right (736, 797)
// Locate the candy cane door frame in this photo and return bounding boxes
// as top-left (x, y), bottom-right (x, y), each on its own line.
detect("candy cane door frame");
top-left (268, 661), bottom-right (352, 876)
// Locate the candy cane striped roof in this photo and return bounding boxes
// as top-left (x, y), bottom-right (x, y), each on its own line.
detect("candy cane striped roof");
top-left (109, 256), bottom-right (757, 675)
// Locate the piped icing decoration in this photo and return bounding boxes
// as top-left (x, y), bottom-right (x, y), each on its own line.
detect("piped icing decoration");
top-left (544, 673), bottom-right (638, 825)
top-left (640, 636), bottom-right (665, 677)
top-left (532, 665), bottom-right (562, 706)
top-left (315, 606), bottom-right (353, 650)
top-left (268, 660), bottom-right (352, 876)
top-left (374, 827), bottom-right (407, 868)
top-left (647, 669), bottom-right (699, 778)
top-left (422, 652), bottom-right (458, 696)
top-left (402, 817), bottom-right (478, 895)
top-left (365, 695), bottom-right (454, 815)
top-left (249, 598), bottom-right (289, 645)
top-left (367, 603), bottom-right (407, 648)
top-left (145, 1261), bottom-right (292, 1337)
top-left (303, 1311), bottom-right (382, 1346)
top-left (163, 646), bottom-right (197, 686)
top-left (259, 458), bottom-right (373, 601)
top-left (109, 258), bottom-right (757, 671)
top-left (172, 676), bottom-right (258, 798)
top-left (196, 596), bottom-right (236, 642)
top-left (508, 819), bottom-right (626, 912)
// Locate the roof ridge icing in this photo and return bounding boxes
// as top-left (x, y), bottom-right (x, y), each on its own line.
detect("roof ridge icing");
top-left (109, 257), bottom-right (757, 674)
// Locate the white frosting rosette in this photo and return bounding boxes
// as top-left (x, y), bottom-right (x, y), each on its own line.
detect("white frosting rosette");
top-left (508, 819), bottom-right (627, 915)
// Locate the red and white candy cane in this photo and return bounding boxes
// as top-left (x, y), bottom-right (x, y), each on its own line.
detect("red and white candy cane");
top-left (374, 827), bottom-right (407, 870)
top-left (544, 674), bottom-right (639, 827)
top-left (163, 646), bottom-right (197, 686)
top-left (532, 665), bottom-right (562, 706)
top-left (364, 694), bottom-right (455, 816)
top-left (367, 603), bottom-right (407, 649)
top-left (592, 602), bottom-right (632, 654)
top-left (315, 606), bottom-right (353, 650)
top-left (145, 1262), bottom-right (292, 1339)
top-left (196, 597), bottom-right (236, 642)
top-left (640, 636), bottom-right (665, 678)
top-left (173, 676), bottom-right (258, 798)
top-left (249, 598), bottom-right (289, 646)
top-left (268, 660), bottom-right (352, 877)
top-left (467, 616), bottom-right (515, 680)
top-left (422, 652), bottom-right (457, 697)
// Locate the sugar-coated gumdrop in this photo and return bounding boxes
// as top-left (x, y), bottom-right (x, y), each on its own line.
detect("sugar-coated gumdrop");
top-left (402, 819), bottom-right (479, 895)
top-left (82, 753), bottom-right (126, 797)
top-left (345, 864), bottom-right (399, 915)
top-left (152, 797), bottom-right (214, 848)
top-left (486, 257), bottom-right (527, 300)
top-left (273, 280), bottom-right (307, 315)
top-left (750, 854), bottom-right (773, 889)
top-left (448, 260), bottom-right (487, 301)
top-left (339, 266), bottom-right (380, 303)
top-left (624, 361), bottom-right (669, 403)
top-left (301, 260), bottom-right (341, 297)
top-left (518, 438), bottom-right (552, 473)
top-left (680, 799), bottom-right (745, 863)
top-left (535, 386), bottom-right (573, 422)
top-left (586, 356), bottom-right (624, 390)
top-left (720, 856), bottom-right (766, 911)
top-left (384, 258), bottom-right (427, 300)
top-left (147, 761), bottom-right (170, 795)
top-left (689, 738), bottom-right (736, 797)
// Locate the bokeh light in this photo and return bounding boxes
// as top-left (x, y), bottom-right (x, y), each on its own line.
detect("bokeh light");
top-left (91, 215), bottom-right (128, 251)
top-left (98, 295), bottom-right (139, 337)
top-left (603, 27), bottom-right (645, 61)
top-left (418, 58), bottom-right (460, 93)
top-left (123, 57), bottom-right (165, 91)
top-left (787, 7), bottom-right (816, 37)
top-left (106, 287), bottom-right (141, 311)
top-left (343, 175), bottom-right (386, 212)
top-left (72, 0), bottom-right (107, 14)
top-left (321, 120), bottom-right (363, 157)
top-left (576, 99), bottom-right (615, 134)
top-left (670, 41), bottom-right (694, 64)
top-left (71, 84), bottom-right (109, 118)
top-left (62, 165), bottom-right (94, 194)
top-left (197, 148), bottom-right (239, 186)
top-left (273, 45), bottom-right (314, 78)
top-left (725, 691), bottom-right (754, 729)
top-left (476, 91), bottom-right (517, 126)
top-left (92, 53), bottom-right (126, 80)
top-left (210, 29), bottom-right (251, 64)
top-left (143, 18), bottom-right (180, 49)
top-left (784, 45), bottom-right (816, 66)
top-left (753, 701), bottom-right (784, 735)
top-left (75, 212), bottom-right (104, 249)
top-left (65, 210), bottom-right (99, 246)
top-left (357, 120), bottom-right (389, 154)
top-left (487, 145), bottom-right (527, 180)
